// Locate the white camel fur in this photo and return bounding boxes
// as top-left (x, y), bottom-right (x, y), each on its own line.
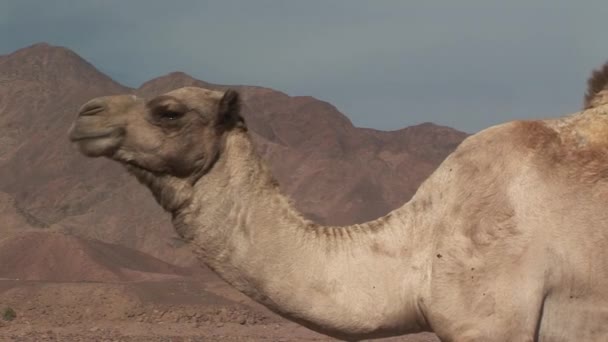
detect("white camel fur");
top-left (68, 62), bottom-right (608, 341)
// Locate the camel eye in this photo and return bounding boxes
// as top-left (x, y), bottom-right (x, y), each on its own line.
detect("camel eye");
top-left (158, 111), bottom-right (184, 121)
top-left (146, 97), bottom-right (189, 123)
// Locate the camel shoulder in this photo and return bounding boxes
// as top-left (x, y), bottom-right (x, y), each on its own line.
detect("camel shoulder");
top-left (494, 109), bottom-right (608, 183)
top-left (443, 106), bottom-right (608, 186)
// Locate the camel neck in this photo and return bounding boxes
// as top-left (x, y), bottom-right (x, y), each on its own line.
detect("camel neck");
top-left (177, 132), bottom-right (431, 339)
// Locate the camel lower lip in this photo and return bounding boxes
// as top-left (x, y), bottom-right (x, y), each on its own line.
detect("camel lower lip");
top-left (70, 133), bottom-right (114, 142)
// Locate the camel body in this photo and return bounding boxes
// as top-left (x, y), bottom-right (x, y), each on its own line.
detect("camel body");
top-left (68, 66), bottom-right (608, 341)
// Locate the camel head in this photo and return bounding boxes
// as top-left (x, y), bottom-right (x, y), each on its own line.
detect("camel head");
top-left (69, 87), bottom-right (244, 180)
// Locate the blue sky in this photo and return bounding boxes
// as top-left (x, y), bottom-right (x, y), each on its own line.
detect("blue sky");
top-left (2, 0), bottom-right (608, 132)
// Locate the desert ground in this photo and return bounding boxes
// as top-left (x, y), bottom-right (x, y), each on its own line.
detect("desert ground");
top-left (0, 278), bottom-right (437, 341)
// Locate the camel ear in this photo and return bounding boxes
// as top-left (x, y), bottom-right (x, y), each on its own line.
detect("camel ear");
top-left (217, 89), bottom-right (245, 131)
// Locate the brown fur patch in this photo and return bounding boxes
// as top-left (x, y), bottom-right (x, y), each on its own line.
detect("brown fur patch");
top-left (370, 241), bottom-right (397, 258)
top-left (584, 61), bottom-right (608, 109)
top-left (513, 121), bottom-right (560, 151)
top-left (514, 120), bottom-right (608, 184)
top-left (561, 148), bottom-right (608, 183)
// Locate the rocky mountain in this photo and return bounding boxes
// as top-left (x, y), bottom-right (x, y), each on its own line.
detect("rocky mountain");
top-left (0, 43), bottom-right (467, 270)
top-left (0, 231), bottom-right (189, 282)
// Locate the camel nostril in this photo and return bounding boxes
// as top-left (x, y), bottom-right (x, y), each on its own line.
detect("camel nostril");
top-left (78, 101), bottom-right (106, 117)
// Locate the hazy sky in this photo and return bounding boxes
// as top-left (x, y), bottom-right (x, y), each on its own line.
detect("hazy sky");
top-left (2, 1), bottom-right (608, 132)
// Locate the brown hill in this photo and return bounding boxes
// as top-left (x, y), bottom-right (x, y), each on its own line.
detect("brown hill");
top-left (0, 43), bottom-right (467, 269)
top-left (0, 231), bottom-right (188, 282)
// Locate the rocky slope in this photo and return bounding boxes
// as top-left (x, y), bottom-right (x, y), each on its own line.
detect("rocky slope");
top-left (0, 231), bottom-right (189, 282)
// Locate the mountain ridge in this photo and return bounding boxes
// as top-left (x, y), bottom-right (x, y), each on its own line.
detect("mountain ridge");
top-left (0, 43), bottom-right (468, 271)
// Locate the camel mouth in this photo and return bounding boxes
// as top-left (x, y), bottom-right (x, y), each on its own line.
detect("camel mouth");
top-left (68, 117), bottom-right (123, 141)
top-left (69, 125), bottom-right (124, 157)
top-left (69, 132), bottom-right (116, 142)
top-left (68, 114), bottom-right (126, 139)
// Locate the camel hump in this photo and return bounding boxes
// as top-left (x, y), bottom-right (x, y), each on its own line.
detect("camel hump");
top-left (584, 61), bottom-right (608, 109)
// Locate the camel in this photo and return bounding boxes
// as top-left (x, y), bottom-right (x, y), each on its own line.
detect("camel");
top-left (68, 62), bottom-right (608, 341)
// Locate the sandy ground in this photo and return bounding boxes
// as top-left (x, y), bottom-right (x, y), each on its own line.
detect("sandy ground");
top-left (0, 321), bottom-right (439, 341)
top-left (0, 280), bottom-right (439, 342)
